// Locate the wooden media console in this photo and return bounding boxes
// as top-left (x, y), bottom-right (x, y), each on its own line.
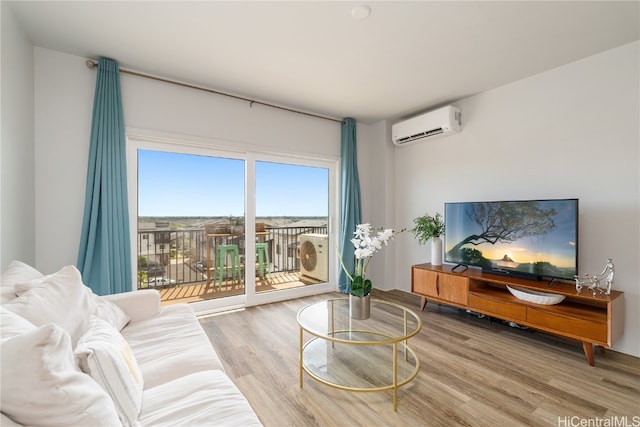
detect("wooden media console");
top-left (411, 263), bottom-right (624, 366)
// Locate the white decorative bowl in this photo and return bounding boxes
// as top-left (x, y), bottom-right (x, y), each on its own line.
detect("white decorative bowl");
top-left (506, 285), bottom-right (566, 305)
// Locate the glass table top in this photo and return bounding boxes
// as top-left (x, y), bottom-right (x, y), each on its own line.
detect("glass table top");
top-left (297, 298), bottom-right (422, 344)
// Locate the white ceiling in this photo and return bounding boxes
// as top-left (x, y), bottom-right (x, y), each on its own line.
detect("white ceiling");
top-left (9, 1), bottom-right (640, 123)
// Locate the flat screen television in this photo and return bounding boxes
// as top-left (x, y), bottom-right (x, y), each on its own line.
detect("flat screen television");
top-left (444, 198), bottom-right (578, 281)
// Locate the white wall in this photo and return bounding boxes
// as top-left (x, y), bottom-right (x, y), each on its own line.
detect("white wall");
top-left (360, 120), bottom-right (399, 292)
top-left (33, 48), bottom-right (343, 274)
top-left (33, 50), bottom-right (94, 274)
top-left (393, 41), bottom-right (639, 357)
top-left (1, 2), bottom-right (35, 271)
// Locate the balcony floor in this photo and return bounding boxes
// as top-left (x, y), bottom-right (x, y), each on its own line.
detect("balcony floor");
top-left (149, 271), bottom-right (321, 305)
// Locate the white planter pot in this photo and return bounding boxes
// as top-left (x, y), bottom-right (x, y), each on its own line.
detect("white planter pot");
top-left (431, 237), bottom-right (443, 266)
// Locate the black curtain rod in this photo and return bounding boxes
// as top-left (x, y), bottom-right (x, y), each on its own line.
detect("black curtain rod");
top-left (85, 59), bottom-right (342, 123)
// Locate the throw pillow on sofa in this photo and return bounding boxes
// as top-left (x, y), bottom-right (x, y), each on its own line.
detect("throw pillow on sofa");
top-left (0, 260), bottom-right (44, 304)
top-left (92, 294), bottom-right (131, 330)
top-left (0, 307), bottom-right (35, 340)
top-left (75, 316), bottom-right (144, 427)
top-left (13, 264), bottom-right (130, 331)
top-left (3, 265), bottom-right (97, 345)
top-left (0, 323), bottom-right (121, 427)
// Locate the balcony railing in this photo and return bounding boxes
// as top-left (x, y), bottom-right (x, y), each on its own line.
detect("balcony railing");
top-left (137, 225), bottom-right (328, 289)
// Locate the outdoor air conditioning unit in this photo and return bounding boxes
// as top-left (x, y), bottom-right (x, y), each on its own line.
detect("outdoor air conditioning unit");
top-left (299, 234), bottom-right (329, 282)
top-left (392, 105), bottom-right (462, 146)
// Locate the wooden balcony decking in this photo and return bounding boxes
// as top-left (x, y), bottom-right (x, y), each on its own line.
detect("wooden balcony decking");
top-left (149, 271), bottom-right (320, 305)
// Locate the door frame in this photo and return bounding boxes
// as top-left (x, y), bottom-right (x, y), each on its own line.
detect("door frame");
top-left (126, 129), bottom-right (339, 314)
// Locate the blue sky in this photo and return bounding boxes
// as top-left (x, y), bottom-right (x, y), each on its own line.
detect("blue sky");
top-left (137, 150), bottom-right (328, 217)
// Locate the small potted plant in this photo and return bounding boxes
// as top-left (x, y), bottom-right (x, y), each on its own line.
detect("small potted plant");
top-left (339, 224), bottom-right (403, 319)
top-left (410, 212), bottom-right (445, 265)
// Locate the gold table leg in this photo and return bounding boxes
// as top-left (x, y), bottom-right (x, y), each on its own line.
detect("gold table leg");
top-left (393, 341), bottom-right (398, 411)
top-left (299, 327), bottom-right (304, 388)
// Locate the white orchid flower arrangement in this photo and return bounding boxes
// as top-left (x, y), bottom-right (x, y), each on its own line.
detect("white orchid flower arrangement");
top-left (340, 223), bottom-right (404, 297)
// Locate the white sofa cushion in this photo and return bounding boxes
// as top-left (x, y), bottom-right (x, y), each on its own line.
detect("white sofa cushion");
top-left (103, 289), bottom-right (161, 323)
top-left (0, 307), bottom-right (36, 339)
top-left (0, 260), bottom-right (44, 303)
top-left (75, 316), bottom-right (144, 427)
top-left (139, 370), bottom-right (262, 427)
top-left (3, 265), bottom-right (96, 345)
top-left (1, 412), bottom-right (25, 427)
top-left (122, 304), bottom-right (225, 389)
top-left (0, 323), bottom-right (120, 427)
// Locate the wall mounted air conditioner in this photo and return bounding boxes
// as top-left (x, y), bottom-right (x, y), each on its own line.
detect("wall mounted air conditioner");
top-left (392, 105), bottom-right (462, 146)
top-left (299, 233), bottom-right (329, 282)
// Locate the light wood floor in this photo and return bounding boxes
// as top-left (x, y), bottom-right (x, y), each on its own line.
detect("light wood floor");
top-left (198, 289), bottom-right (640, 427)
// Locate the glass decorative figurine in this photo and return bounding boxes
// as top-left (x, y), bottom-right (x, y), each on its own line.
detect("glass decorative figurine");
top-left (574, 258), bottom-right (614, 296)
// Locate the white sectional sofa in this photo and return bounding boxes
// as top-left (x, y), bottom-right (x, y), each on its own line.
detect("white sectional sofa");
top-left (0, 261), bottom-right (262, 427)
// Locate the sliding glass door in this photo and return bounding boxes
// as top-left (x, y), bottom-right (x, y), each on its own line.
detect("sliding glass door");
top-left (254, 160), bottom-right (329, 295)
top-left (128, 137), bottom-right (336, 312)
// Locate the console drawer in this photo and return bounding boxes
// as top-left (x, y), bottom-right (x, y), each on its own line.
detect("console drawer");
top-left (468, 293), bottom-right (526, 321)
top-left (527, 307), bottom-right (608, 343)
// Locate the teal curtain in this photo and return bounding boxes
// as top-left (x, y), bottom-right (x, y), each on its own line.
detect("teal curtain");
top-left (338, 118), bottom-right (362, 293)
top-left (77, 57), bottom-right (132, 295)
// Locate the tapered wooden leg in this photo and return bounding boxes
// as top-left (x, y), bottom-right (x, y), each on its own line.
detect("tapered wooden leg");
top-left (420, 297), bottom-right (427, 311)
top-left (582, 342), bottom-right (595, 366)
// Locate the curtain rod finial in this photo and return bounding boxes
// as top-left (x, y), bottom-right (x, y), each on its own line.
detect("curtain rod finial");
top-left (86, 59), bottom-right (97, 69)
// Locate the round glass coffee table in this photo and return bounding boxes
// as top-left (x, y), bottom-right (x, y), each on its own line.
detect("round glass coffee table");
top-left (297, 298), bottom-right (422, 411)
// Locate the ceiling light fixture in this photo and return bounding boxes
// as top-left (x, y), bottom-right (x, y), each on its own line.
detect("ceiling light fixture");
top-left (351, 5), bottom-right (371, 20)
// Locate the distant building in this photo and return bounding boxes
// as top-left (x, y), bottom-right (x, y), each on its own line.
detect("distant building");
top-left (138, 222), bottom-right (173, 266)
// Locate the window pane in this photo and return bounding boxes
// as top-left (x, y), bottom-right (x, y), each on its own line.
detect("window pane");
top-left (137, 149), bottom-right (245, 294)
top-left (255, 161), bottom-right (329, 294)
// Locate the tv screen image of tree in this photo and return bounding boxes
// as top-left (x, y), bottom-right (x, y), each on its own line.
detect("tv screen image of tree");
top-left (444, 199), bottom-right (578, 280)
